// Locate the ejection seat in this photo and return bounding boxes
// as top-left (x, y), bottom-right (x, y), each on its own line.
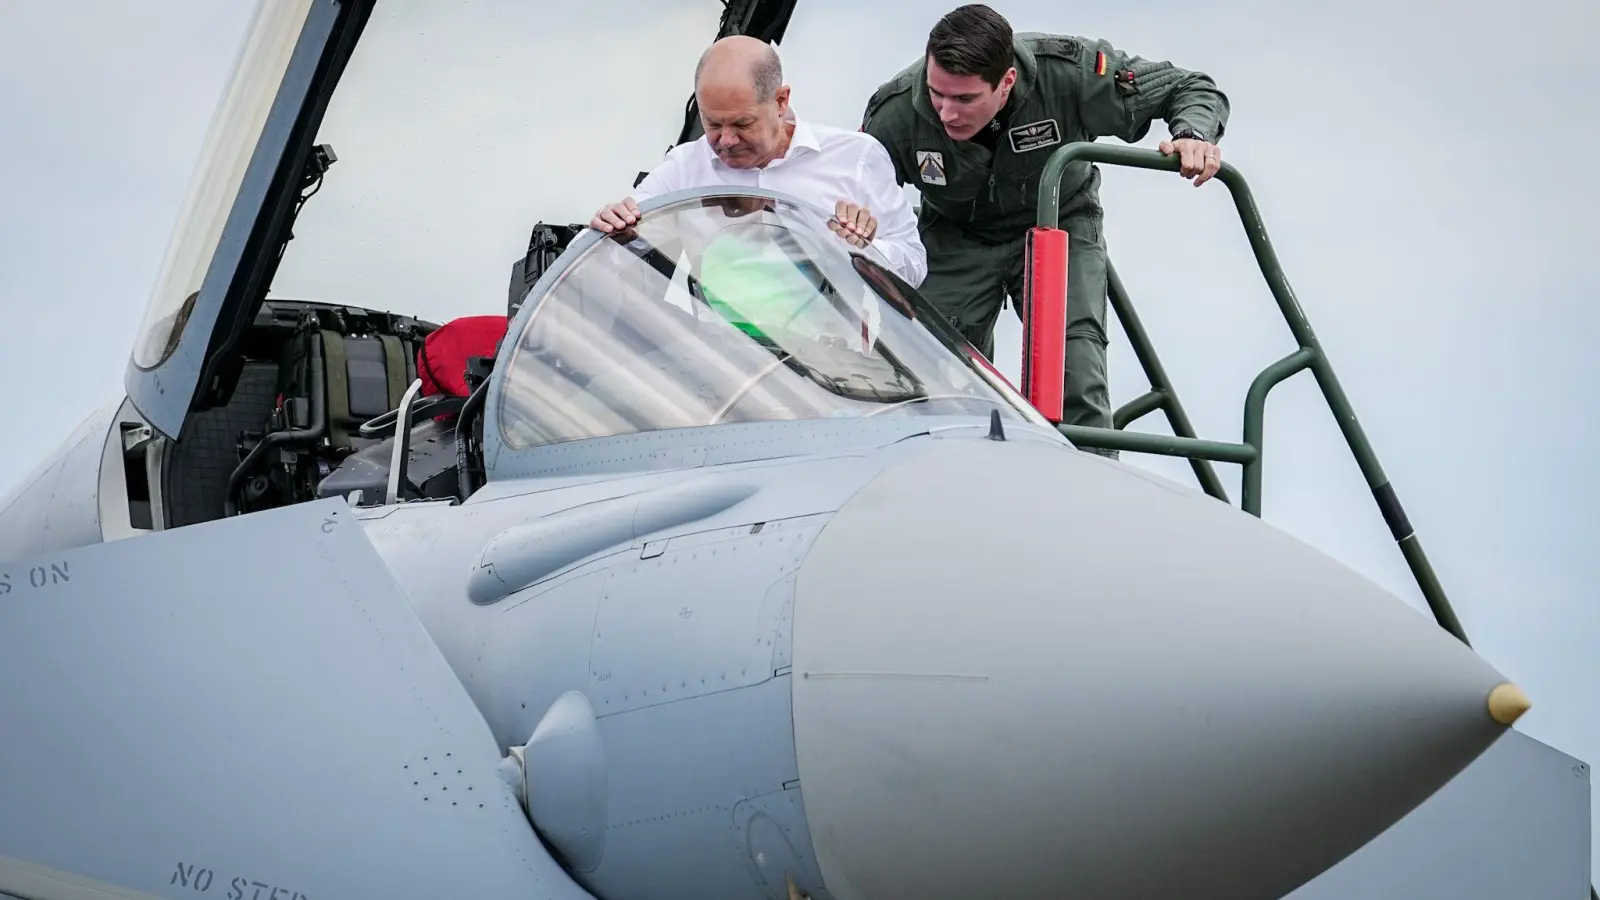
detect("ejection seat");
top-left (319, 328), bottom-right (421, 453)
top-left (313, 315), bottom-right (508, 505)
top-left (223, 317), bottom-right (425, 516)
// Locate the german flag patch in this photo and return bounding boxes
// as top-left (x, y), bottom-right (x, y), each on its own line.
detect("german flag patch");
top-left (1095, 51), bottom-right (1107, 75)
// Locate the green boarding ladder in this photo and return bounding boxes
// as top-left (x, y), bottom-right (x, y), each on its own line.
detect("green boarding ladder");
top-left (1038, 145), bottom-right (1594, 900)
top-left (1032, 142), bottom-right (1471, 648)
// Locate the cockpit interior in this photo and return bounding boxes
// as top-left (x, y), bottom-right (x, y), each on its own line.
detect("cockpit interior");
top-left (163, 188), bottom-right (1043, 528)
top-left (119, 3), bottom-right (1052, 532)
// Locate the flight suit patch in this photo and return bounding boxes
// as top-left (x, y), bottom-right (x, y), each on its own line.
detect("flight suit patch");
top-left (1008, 119), bottom-right (1061, 153)
top-left (1035, 37), bottom-right (1082, 62)
top-left (916, 150), bottom-right (947, 186)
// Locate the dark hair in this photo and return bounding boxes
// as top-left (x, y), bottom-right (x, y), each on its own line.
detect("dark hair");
top-left (925, 4), bottom-right (1014, 87)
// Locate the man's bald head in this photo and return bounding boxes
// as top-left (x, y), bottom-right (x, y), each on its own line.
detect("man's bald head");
top-left (693, 36), bottom-right (793, 169)
top-left (695, 35), bottom-right (784, 102)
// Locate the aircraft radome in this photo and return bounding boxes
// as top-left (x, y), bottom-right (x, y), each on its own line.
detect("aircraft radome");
top-left (0, 2), bottom-right (1588, 899)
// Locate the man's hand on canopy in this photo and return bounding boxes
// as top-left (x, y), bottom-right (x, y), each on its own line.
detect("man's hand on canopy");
top-left (829, 200), bottom-right (877, 248)
top-left (591, 197), bottom-right (642, 232)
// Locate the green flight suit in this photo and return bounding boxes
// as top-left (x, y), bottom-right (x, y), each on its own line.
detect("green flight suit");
top-left (861, 33), bottom-right (1229, 453)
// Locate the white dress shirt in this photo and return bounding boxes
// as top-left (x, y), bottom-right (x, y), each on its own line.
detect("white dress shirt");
top-left (631, 110), bottom-right (928, 287)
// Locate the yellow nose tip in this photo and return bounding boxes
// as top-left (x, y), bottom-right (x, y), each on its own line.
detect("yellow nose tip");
top-left (1486, 683), bottom-right (1531, 726)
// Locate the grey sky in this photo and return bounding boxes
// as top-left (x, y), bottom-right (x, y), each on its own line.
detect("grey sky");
top-left (0, 0), bottom-right (1594, 882)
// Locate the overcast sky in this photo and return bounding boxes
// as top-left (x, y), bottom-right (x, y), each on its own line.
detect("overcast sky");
top-left (1, 0), bottom-right (1594, 883)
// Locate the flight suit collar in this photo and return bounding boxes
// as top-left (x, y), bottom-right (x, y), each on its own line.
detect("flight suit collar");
top-left (910, 37), bottom-right (1040, 132)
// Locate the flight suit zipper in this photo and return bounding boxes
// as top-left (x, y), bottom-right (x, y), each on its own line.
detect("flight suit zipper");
top-left (991, 125), bottom-right (1010, 219)
top-left (974, 171), bottom-right (994, 221)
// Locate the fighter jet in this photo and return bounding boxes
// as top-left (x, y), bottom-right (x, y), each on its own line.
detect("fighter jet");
top-left (0, 2), bottom-right (1590, 899)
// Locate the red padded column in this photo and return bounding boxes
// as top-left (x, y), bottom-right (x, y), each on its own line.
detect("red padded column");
top-left (1022, 227), bottom-right (1067, 422)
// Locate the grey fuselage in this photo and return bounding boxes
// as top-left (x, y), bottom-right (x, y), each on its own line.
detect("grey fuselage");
top-left (0, 0), bottom-right (1588, 893)
top-left (0, 319), bottom-right (1587, 900)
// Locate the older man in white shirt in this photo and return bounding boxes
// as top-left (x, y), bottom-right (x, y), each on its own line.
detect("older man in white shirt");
top-left (590, 36), bottom-right (927, 287)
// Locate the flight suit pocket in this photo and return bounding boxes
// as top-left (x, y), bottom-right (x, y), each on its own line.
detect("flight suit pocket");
top-left (920, 180), bottom-right (980, 221)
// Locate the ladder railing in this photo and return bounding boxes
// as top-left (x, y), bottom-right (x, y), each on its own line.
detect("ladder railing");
top-left (1034, 142), bottom-right (1470, 647)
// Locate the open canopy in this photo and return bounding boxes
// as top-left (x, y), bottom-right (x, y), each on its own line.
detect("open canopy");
top-left (120, 0), bottom-right (806, 442)
top-left (493, 189), bottom-right (1045, 452)
top-left (123, 0), bottom-right (357, 439)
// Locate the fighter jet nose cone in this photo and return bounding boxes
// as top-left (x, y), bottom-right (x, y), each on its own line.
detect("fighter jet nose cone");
top-left (1487, 682), bottom-right (1531, 726)
top-left (789, 437), bottom-right (1516, 900)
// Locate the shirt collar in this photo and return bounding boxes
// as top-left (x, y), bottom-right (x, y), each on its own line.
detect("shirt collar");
top-left (785, 110), bottom-right (821, 156)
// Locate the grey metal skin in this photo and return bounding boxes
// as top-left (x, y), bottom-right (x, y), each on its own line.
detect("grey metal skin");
top-left (0, 500), bottom-right (598, 900)
top-left (358, 373), bottom-right (1531, 900)
top-left (1287, 730), bottom-right (1593, 900)
top-left (0, 397), bottom-right (158, 558)
top-left (0, 390), bottom-right (1555, 900)
top-left (0, 184), bottom-right (1579, 900)
top-left (0, 0), bottom-right (1585, 895)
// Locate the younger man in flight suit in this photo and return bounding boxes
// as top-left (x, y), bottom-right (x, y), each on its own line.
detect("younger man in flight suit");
top-left (860, 4), bottom-right (1230, 454)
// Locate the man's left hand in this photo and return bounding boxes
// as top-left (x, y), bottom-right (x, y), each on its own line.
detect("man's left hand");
top-left (829, 200), bottom-right (877, 248)
top-left (1159, 138), bottom-right (1221, 186)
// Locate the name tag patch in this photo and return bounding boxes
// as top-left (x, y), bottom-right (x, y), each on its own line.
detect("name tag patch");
top-left (916, 150), bottom-right (947, 186)
top-left (1008, 119), bottom-right (1061, 153)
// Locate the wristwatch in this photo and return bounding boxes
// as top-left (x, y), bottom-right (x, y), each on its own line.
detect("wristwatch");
top-left (1171, 126), bottom-right (1211, 143)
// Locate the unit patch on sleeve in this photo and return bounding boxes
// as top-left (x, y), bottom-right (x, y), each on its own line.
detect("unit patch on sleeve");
top-left (915, 150), bottom-right (947, 186)
top-left (1007, 119), bottom-right (1061, 153)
